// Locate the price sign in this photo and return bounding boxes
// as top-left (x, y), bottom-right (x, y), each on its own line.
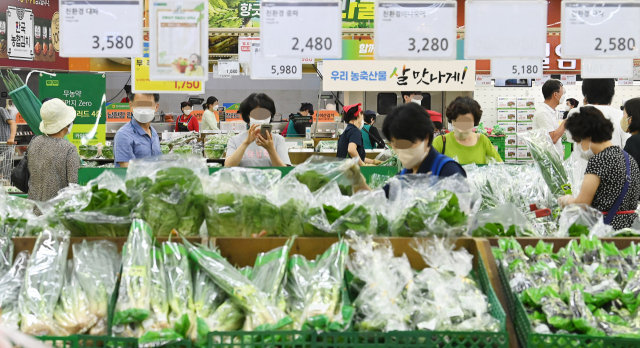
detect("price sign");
top-left (219, 60), bottom-right (240, 76)
top-left (535, 75), bottom-right (551, 85)
top-left (618, 78), bottom-right (634, 85)
top-left (131, 58), bottom-right (205, 94)
top-left (465, 0), bottom-right (547, 59)
top-left (250, 43), bottom-right (302, 80)
top-left (239, 37), bottom-right (260, 63)
top-left (475, 75), bottom-right (491, 86)
top-left (375, 1), bottom-right (456, 60)
top-left (561, 1), bottom-right (640, 58)
top-left (491, 59), bottom-right (543, 79)
top-left (561, 75), bottom-right (577, 85)
top-left (59, 0), bottom-right (143, 57)
top-left (581, 58), bottom-right (633, 78)
top-left (212, 65), bottom-right (231, 79)
top-left (260, 0), bottom-right (342, 58)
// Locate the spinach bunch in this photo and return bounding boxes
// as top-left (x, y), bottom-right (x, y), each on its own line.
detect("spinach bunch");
top-left (391, 190), bottom-right (467, 237)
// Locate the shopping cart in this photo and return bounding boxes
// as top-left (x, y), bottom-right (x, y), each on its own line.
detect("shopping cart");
top-left (0, 142), bottom-right (15, 187)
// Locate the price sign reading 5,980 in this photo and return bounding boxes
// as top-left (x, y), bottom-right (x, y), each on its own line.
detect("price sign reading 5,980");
top-left (59, 0), bottom-right (142, 58)
top-left (375, 1), bottom-right (456, 60)
top-left (260, 0), bottom-right (342, 59)
top-left (561, 2), bottom-right (640, 58)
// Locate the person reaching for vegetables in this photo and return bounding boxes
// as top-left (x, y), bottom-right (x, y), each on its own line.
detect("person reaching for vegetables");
top-left (558, 106), bottom-right (640, 230)
top-left (352, 103), bottom-right (466, 197)
top-left (224, 93), bottom-right (291, 167)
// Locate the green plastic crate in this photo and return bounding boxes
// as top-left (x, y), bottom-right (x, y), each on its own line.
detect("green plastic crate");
top-left (77, 335), bottom-right (137, 348)
top-left (489, 136), bottom-right (506, 162)
top-left (207, 254), bottom-right (508, 348)
top-left (38, 336), bottom-right (79, 348)
top-left (497, 263), bottom-right (640, 348)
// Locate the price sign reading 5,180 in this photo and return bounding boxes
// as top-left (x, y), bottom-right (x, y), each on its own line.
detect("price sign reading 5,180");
top-left (260, 0), bottom-right (342, 59)
top-left (491, 59), bottom-right (543, 79)
top-left (60, 0), bottom-right (142, 57)
top-left (562, 2), bottom-right (640, 58)
top-left (375, 1), bottom-right (456, 60)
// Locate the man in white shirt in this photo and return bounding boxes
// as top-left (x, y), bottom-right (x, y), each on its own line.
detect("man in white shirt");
top-left (566, 78), bottom-right (630, 174)
top-left (532, 79), bottom-right (566, 155)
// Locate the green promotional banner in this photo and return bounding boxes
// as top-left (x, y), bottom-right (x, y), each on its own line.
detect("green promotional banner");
top-left (39, 73), bottom-right (107, 148)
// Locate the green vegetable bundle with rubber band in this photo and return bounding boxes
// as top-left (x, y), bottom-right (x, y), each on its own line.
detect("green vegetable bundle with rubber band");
top-left (520, 129), bottom-right (572, 198)
top-left (285, 155), bottom-right (360, 196)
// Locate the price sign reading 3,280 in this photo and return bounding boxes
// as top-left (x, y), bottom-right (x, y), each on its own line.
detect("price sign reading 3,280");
top-left (59, 0), bottom-right (143, 57)
top-left (260, 0), bottom-right (342, 59)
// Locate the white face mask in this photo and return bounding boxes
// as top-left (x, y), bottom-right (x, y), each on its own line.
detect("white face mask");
top-left (249, 118), bottom-right (270, 126)
top-left (558, 93), bottom-right (567, 105)
top-left (454, 127), bottom-right (471, 140)
top-left (357, 117), bottom-right (364, 130)
top-left (411, 98), bottom-right (422, 105)
top-left (67, 123), bottom-right (73, 134)
top-left (578, 140), bottom-right (595, 160)
top-left (395, 141), bottom-right (428, 169)
top-left (132, 108), bottom-right (155, 123)
top-left (183, 110), bottom-right (192, 116)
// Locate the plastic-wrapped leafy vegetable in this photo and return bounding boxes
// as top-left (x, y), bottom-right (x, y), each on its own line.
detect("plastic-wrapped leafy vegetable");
top-left (285, 255), bottom-right (314, 329)
top-left (79, 145), bottom-right (98, 159)
top-left (204, 144), bottom-right (225, 159)
top-left (53, 260), bottom-right (98, 335)
top-left (148, 246), bottom-right (170, 331)
top-left (101, 146), bottom-right (114, 159)
top-left (191, 267), bottom-right (225, 346)
top-left (0, 251), bottom-right (29, 331)
top-left (472, 203), bottom-right (535, 237)
top-left (163, 242), bottom-right (196, 338)
top-left (18, 225), bottom-right (70, 336)
top-left (569, 284), bottom-right (601, 335)
top-left (161, 145), bottom-right (170, 155)
top-left (520, 130), bottom-right (572, 198)
top-left (285, 156), bottom-right (360, 196)
top-left (172, 145), bottom-right (193, 154)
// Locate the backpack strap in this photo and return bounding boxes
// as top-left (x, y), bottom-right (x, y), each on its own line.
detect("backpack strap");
top-left (603, 151), bottom-right (631, 225)
top-left (430, 151), bottom-right (455, 176)
top-left (441, 134), bottom-right (447, 155)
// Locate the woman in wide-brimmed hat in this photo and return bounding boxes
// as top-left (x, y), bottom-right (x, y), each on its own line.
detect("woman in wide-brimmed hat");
top-left (27, 98), bottom-right (80, 210)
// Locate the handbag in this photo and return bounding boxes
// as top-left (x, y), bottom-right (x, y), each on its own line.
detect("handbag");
top-left (11, 136), bottom-right (38, 193)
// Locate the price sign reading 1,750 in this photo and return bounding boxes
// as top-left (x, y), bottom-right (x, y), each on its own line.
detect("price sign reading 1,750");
top-left (173, 81), bottom-right (201, 90)
top-left (271, 65), bottom-right (298, 76)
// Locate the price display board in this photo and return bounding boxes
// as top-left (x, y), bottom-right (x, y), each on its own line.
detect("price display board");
top-left (561, 1), bottom-right (640, 59)
top-left (260, 0), bottom-right (342, 59)
top-left (491, 59), bottom-right (543, 79)
top-left (132, 58), bottom-right (205, 94)
top-left (375, 1), bottom-right (456, 60)
top-left (218, 60), bottom-right (240, 76)
top-left (475, 75), bottom-right (491, 86)
top-left (581, 58), bottom-right (633, 78)
top-left (59, 0), bottom-right (143, 57)
top-left (250, 43), bottom-right (302, 80)
top-left (465, 0), bottom-right (547, 59)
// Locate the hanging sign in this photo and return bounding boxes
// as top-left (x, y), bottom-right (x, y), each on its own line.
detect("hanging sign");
top-left (132, 58), bottom-right (205, 94)
top-left (561, 74), bottom-right (577, 85)
top-left (7, 6), bottom-right (35, 61)
top-left (239, 37), bottom-right (260, 63)
top-left (260, 0), bottom-right (342, 59)
top-left (212, 65), bottom-right (232, 79)
top-left (375, 1), bottom-right (456, 60)
top-left (465, 0), bottom-right (547, 59)
top-left (323, 60), bottom-right (474, 91)
top-left (581, 58), bottom-right (634, 78)
top-left (491, 59), bottom-right (543, 79)
top-left (475, 75), bottom-right (491, 86)
top-left (107, 103), bottom-right (133, 123)
top-left (250, 42), bottom-right (302, 80)
top-left (618, 78), bottom-right (633, 85)
top-left (561, 1), bottom-right (640, 59)
top-left (149, 1), bottom-right (209, 81)
top-left (59, 0), bottom-right (143, 57)
top-left (535, 74), bottom-right (551, 85)
top-left (218, 59), bottom-right (240, 75)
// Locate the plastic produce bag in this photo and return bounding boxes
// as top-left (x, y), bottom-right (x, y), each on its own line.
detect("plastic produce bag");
top-left (18, 225), bottom-right (70, 336)
top-left (557, 204), bottom-right (606, 237)
top-left (163, 242), bottom-right (195, 337)
top-left (147, 246), bottom-right (170, 331)
top-left (113, 219), bottom-right (153, 329)
top-left (472, 203), bottom-right (535, 237)
top-left (46, 172), bottom-right (135, 237)
top-left (0, 235), bottom-right (13, 276)
top-left (285, 156), bottom-right (360, 196)
top-left (72, 240), bottom-right (119, 335)
top-left (285, 255), bottom-right (314, 330)
top-left (191, 266), bottom-right (225, 346)
top-left (388, 174), bottom-right (480, 237)
top-left (0, 251), bottom-right (29, 330)
top-left (53, 260), bottom-right (98, 335)
top-left (315, 183), bottom-right (376, 236)
top-left (0, 194), bottom-right (37, 237)
top-left (269, 176), bottom-right (329, 237)
top-left (520, 130), bottom-right (572, 198)
top-left (126, 155), bottom-right (207, 237)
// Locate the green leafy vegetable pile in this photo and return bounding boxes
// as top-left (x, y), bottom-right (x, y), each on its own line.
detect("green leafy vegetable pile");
top-left (79, 145), bottom-right (98, 159)
top-left (101, 146), bottom-right (114, 159)
top-left (391, 190), bottom-right (467, 237)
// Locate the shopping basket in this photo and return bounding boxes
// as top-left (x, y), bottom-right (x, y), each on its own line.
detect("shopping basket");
top-left (0, 142), bottom-right (15, 186)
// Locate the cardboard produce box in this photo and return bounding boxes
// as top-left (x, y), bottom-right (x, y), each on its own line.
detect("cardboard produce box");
top-left (517, 110), bottom-right (535, 122)
top-left (505, 134), bottom-right (517, 147)
top-left (498, 121), bottom-right (517, 135)
top-left (516, 97), bottom-right (536, 109)
top-left (497, 97), bottom-right (517, 109)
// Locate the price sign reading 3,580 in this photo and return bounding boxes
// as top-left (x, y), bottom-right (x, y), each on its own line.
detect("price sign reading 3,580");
top-left (260, 0), bottom-right (342, 59)
top-left (561, 2), bottom-right (640, 58)
top-left (59, 0), bottom-right (143, 58)
top-left (375, 1), bottom-right (456, 60)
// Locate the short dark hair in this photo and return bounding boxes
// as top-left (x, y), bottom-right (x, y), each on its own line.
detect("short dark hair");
top-left (401, 91), bottom-right (421, 99)
top-left (433, 121), bottom-right (443, 130)
top-left (363, 111), bottom-right (376, 124)
top-left (343, 107), bottom-right (360, 123)
top-left (180, 101), bottom-right (192, 110)
top-left (203, 96), bottom-right (218, 109)
top-left (542, 79), bottom-right (563, 100)
top-left (582, 79), bottom-right (615, 105)
top-left (239, 93), bottom-right (276, 124)
top-left (445, 96), bottom-right (483, 126)
top-left (565, 106), bottom-right (613, 143)
top-left (300, 103), bottom-right (313, 113)
top-left (128, 93), bottom-right (160, 103)
top-left (382, 103), bottom-right (435, 146)
top-left (624, 98), bottom-right (640, 133)
top-left (567, 98), bottom-right (579, 108)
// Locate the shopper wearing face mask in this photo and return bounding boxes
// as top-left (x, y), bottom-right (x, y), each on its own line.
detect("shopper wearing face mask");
top-left (401, 91), bottom-right (423, 105)
top-left (201, 96), bottom-right (219, 131)
top-left (566, 78), bottom-right (630, 176)
top-left (27, 98), bottom-right (79, 208)
top-left (114, 93), bottom-right (162, 168)
top-left (224, 93), bottom-right (291, 167)
top-left (175, 101), bottom-right (199, 132)
top-left (351, 103), bottom-right (465, 196)
top-left (559, 106), bottom-right (640, 230)
top-left (563, 98), bottom-right (579, 119)
top-left (336, 103), bottom-right (381, 166)
top-left (432, 97), bottom-right (502, 164)
top-left (621, 98), bottom-right (640, 170)
top-left (532, 79), bottom-right (567, 155)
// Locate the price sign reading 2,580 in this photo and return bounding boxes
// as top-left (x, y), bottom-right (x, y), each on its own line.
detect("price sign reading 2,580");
top-left (261, 0), bottom-right (342, 59)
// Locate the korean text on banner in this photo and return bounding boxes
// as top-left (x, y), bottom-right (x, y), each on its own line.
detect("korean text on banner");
top-left (323, 60), bottom-right (475, 91)
top-left (132, 58), bottom-right (205, 94)
top-left (39, 73), bottom-right (107, 148)
top-left (107, 103), bottom-right (133, 123)
top-left (149, 0), bottom-right (209, 81)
